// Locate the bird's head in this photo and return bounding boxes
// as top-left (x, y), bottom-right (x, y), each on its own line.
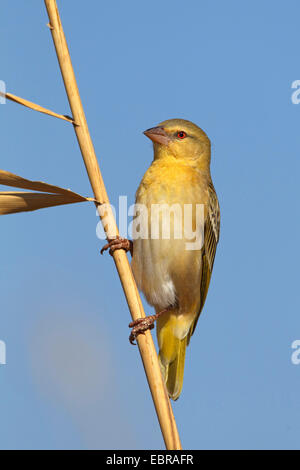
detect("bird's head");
top-left (143, 119), bottom-right (211, 168)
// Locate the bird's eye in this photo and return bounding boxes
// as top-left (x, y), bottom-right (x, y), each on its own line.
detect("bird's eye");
top-left (177, 131), bottom-right (186, 139)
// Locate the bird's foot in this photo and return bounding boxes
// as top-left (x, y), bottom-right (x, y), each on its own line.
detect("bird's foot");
top-left (100, 236), bottom-right (133, 256)
top-left (129, 308), bottom-right (169, 345)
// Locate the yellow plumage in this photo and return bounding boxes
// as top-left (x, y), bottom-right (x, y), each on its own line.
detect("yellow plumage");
top-left (131, 119), bottom-right (220, 400)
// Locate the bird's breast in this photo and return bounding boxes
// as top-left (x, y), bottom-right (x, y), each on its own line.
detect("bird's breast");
top-left (131, 159), bottom-right (207, 313)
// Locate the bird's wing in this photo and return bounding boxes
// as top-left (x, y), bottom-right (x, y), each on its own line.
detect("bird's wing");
top-left (187, 182), bottom-right (220, 343)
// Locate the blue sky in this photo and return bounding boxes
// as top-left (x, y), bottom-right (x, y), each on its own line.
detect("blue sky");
top-left (1, 0), bottom-right (300, 450)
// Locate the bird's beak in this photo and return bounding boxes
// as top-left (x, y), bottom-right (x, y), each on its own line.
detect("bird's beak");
top-left (143, 126), bottom-right (171, 146)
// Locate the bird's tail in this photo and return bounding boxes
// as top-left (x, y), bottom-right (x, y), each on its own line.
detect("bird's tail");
top-left (157, 312), bottom-right (188, 401)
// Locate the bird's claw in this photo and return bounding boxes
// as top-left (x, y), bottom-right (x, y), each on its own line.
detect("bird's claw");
top-left (100, 236), bottom-right (133, 256)
top-left (129, 317), bottom-right (155, 345)
top-left (128, 308), bottom-right (170, 345)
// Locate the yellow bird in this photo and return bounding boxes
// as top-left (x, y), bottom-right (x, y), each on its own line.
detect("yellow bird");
top-left (102, 119), bottom-right (220, 400)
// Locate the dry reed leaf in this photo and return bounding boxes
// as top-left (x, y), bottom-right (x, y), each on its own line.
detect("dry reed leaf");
top-left (0, 170), bottom-right (93, 215)
top-left (0, 170), bottom-right (83, 195)
top-left (0, 91), bottom-right (74, 124)
top-left (0, 192), bottom-right (88, 215)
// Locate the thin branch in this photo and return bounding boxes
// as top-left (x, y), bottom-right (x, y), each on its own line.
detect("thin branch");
top-left (44, 0), bottom-right (182, 450)
top-left (0, 91), bottom-right (75, 124)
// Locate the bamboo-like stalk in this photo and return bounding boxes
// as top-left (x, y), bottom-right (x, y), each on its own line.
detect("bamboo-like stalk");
top-left (44, 0), bottom-right (182, 450)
